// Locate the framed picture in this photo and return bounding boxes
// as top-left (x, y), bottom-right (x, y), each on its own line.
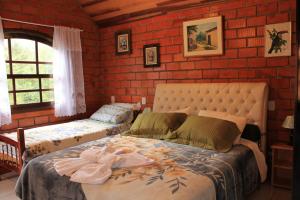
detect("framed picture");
top-left (115, 29), bottom-right (132, 55)
top-left (265, 22), bottom-right (291, 57)
top-left (183, 16), bottom-right (223, 57)
top-left (143, 43), bottom-right (160, 67)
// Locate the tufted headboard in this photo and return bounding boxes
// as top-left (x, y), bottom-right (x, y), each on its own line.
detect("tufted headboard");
top-left (153, 82), bottom-right (269, 153)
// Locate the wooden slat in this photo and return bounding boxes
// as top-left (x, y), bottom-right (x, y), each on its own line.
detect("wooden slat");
top-left (80, 0), bottom-right (107, 7)
top-left (93, 0), bottom-right (168, 21)
top-left (83, 0), bottom-right (148, 14)
top-left (79, 0), bottom-right (224, 26)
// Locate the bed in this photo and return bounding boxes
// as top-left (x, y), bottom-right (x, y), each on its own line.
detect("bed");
top-left (15, 82), bottom-right (269, 200)
top-left (0, 104), bottom-right (134, 173)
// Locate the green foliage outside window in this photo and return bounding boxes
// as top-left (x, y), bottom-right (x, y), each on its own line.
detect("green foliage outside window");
top-left (5, 38), bottom-right (54, 107)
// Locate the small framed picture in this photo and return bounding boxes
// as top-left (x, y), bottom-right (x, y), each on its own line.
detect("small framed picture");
top-left (115, 29), bottom-right (132, 55)
top-left (265, 22), bottom-right (291, 57)
top-left (143, 43), bottom-right (160, 67)
top-left (183, 16), bottom-right (223, 57)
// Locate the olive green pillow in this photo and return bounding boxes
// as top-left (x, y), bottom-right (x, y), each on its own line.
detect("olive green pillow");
top-left (170, 115), bottom-right (241, 152)
top-left (122, 112), bottom-right (187, 139)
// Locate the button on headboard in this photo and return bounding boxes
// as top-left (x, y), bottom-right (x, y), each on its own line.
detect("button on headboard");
top-left (153, 83), bottom-right (269, 152)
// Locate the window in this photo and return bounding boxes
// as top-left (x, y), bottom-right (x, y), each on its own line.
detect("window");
top-left (4, 30), bottom-right (54, 111)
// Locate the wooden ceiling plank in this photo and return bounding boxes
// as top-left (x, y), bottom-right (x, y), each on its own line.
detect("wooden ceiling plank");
top-left (92, 0), bottom-right (168, 21)
top-left (81, 0), bottom-right (108, 7)
top-left (84, 0), bottom-right (147, 14)
top-left (97, 11), bottom-right (165, 27)
top-left (157, 0), bottom-right (205, 7)
top-left (96, 0), bottom-right (224, 27)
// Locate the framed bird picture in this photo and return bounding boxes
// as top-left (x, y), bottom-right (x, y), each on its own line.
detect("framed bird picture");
top-left (265, 22), bottom-right (291, 57)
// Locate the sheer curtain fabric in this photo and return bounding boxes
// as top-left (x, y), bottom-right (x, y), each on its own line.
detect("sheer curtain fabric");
top-left (53, 26), bottom-right (86, 117)
top-left (0, 17), bottom-right (12, 126)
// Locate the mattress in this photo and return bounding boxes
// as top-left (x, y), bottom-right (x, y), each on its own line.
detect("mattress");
top-left (16, 135), bottom-right (262, 200)
top-left (2, 119), bottom-right (131, 161)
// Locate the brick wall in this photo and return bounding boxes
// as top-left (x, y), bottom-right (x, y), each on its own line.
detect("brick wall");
top-left (0, 0), bottom-right (100, 132)
top-left (98, 0), bottom-right (297, 145)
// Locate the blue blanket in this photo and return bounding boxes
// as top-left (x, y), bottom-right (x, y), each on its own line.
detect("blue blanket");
top-left (16, 136), bottom-right (260, 200)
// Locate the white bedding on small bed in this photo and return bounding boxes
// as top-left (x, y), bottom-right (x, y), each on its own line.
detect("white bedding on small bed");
top-left (2, 119), bottom-right (131, 159)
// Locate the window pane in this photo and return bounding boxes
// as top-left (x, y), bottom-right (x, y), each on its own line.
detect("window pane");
top-left (38, 42), bottom-right (53, 62)
top-left (9, 93), bottom-right (14, 105)
top-left (42, 91), bottom-right (54, 102)
top-left (12, 63), bottom-right (36, 74)
top-left (6, 63), bottom-right (10, 74)
top-left (41, 78), bottom-right (53, 89)
top-left (7, 79), bottom-right (13, 91)
top-left (11, 39), bottom-right (36, 61)
top-left (16, 92), bottom-right (40, 104)
top-left (39, 64), bottom-right (53, 74)
top-left (4, 39), bottom-right (9, 60)
top-left (15, 79), bottom-right (39, 90)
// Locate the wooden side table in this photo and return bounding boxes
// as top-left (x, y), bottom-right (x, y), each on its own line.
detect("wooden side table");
top-left (271, 143), bottom-right (293, 189)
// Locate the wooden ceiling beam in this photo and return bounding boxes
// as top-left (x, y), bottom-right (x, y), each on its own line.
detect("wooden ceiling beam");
top-left (92, 0), bottom-right (168, 21)
top-left (97, 11), bottom-right (166, 27)
top-left (80, 0), bottom-right (107, 7)
top-left (79, 0), bottom-right (226, 27)
top-left (83, 0), bottom-right (147, 15)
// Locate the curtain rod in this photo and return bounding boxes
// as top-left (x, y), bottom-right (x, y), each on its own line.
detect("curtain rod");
top-left (1, 17), bottom-right (84, 32)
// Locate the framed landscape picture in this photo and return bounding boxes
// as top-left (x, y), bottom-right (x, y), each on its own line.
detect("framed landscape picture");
top-left (115, 29), bottom-right (132, 55)
top-left (143, 43), bottom-right (160, 67)
top-left (183, 16), bottom-right (223, 57)
top-left (265, 22), bottom-right (291, 57)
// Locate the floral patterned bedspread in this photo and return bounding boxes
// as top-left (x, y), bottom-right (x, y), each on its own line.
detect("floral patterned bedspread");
top-left (3, 119), bottom-right (130, 160)
top-left (16, 135), bottom-right (260, 200)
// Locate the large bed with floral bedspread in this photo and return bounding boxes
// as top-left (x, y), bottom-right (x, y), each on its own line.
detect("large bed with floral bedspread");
top-left (15, 83), bottom-right (269, 200)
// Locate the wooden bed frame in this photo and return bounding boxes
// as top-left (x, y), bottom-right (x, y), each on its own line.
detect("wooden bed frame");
top-left (0, 128), bottom-right (25, 174)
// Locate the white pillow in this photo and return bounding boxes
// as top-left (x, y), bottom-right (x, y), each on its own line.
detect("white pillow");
top-left (198, 110), bottom-right (247, 144)
top-left (168, 107), bottom-right (192, 115)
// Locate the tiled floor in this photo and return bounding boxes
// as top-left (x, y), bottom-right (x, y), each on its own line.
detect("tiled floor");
top-left (0, 176), bottom-right (19, 200)
top-left (0, 175), bottom-right (292, 200)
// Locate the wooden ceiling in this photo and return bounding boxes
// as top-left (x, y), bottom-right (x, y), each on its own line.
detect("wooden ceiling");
top-left (79, 0), bottom-right (223, 27)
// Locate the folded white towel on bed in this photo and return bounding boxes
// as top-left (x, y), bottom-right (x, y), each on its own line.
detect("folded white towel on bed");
top-left (54, 145), bottom-right (154, 184)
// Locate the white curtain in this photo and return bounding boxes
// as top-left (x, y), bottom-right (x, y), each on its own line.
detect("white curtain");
top-left (53, 26), bottom-right (86, 117)
top-left (0, 17), bottom-right (12, 126)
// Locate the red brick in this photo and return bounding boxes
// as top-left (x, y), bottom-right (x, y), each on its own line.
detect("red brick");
top-left (159, 71), bottom-right (173, 79)
top-left (202, 70), bottom-right (219, 78)
top-left (237, 6), bottom-right (256, 17)
top-left (35, 116), bottom-right (49, 125)
top-left (248, 58), bottom-right (267, 67)
top-left (187, 70), bottom-right (202, 79)
top-left (227, 19), bottom-right (246, 29)
top-left (230, 59), bottom-right (248, 68)
top-left (239, 48), bottom-right (257, 57)
top-left (239, 70), bottom-right (256, 78)
top-left (219, 70), bottom-right (239, 78)
top-left (194, 60), bottom-right (211, 69)
top-left (278, 67), bottom-right (297, 77)
top-left (247, 16), bottom-right (266, 26)
top-left (173, 53), bottom-right (186, 62)
top-left (180, 62), bottom-right (195, 70)
top-left (211, 60), bottom-right (228, 68)
top-left (267, 13), bottom-right (289, 24)
top-left (257, 3), bottom-right (278, 15)
top-left (172, 71), bottom-right (188, 79)
top-left (166, 63), bottom-right (180, 70)
top-left (256, 69), bottom-right (277, 78)
top-left (227, 39), bottom-right (246, 48)
top-left (237, 28), bottom-right (256, 38)
top-left (225, 30), bottom-right (237, 39)
top-left (19, 118), bottom-right (35, 127)
top-left (267, 57), bottom-right (289, 67)
top-left (247, 37), bottom-right (264, 47)
top-left (131, 81), bottom-right (142, 87)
